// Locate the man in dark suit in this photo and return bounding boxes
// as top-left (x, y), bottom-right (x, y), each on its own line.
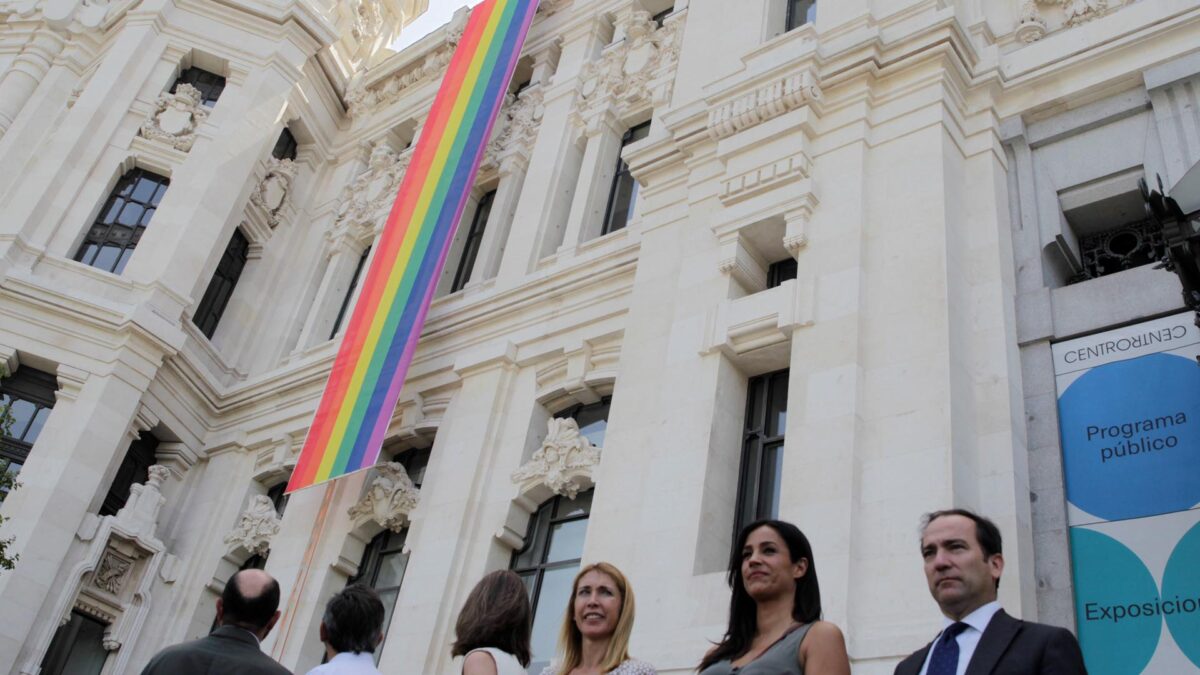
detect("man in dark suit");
top-left (894, 509), bottom-right (1087, 675)
top-left (140, 568), bottom-right (292, 674)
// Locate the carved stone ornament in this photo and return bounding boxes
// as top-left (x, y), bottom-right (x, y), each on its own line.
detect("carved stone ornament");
top-left (707, 69), bottom-right (821, 140)
top-left (3, 0), bottom-right (142, 35)
top-left (537, 0), bottom-right (570, 15)
top-left (139, 83), bottom-right (208, 151)
top-left (351, 0), bottom-right (383, 41)
top-left (1016, 1), bottom-right (1048, 42)
top-left (511, 417), bottom-right (601, 499)
top-left (113, 464), bottom-right (169, 539)
top-left (224, 495), bottom-right (281, 556)
top-left (576, 10), bottom-right (684, 121)
top-left (348, 462), bottom-right (420, 532)
top-left (330, 142), bottom-right (412, 244)
top-left (480, 86), bottom-right (544, 174)
top-left (250, 157), bottom-right (297, 228)
top-left (92, 549), bottom-right (133, 595)
top-left (1055, 0), bottom-right (1108, 26)
top-left (345, 10), bottom-right (469, 116)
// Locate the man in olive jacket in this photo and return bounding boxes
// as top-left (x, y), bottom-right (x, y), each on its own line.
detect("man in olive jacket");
top-left (140, 568), bottom-right (292, 675)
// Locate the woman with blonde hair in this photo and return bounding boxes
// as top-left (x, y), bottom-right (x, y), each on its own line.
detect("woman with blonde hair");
top-left (539, 562), bottom-right (655, 675)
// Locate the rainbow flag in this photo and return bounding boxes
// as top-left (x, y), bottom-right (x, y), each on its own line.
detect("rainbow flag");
top-left (288, 0), bottom-right (540, 492)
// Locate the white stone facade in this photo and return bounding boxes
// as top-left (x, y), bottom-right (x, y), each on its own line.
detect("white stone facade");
top-left (1, 0), bottom-right (1198, 674)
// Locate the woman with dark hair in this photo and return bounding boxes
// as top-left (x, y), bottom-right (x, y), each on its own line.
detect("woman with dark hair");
top-left (452, 570), bottom-right (533, 675)
top-left (698, 520), bottom-right (849, 675)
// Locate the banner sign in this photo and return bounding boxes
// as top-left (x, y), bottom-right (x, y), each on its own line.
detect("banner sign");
top-left (1053, 312), bottom-right (1200, 674)
top-left (287, 0), bottom-right (540, 493)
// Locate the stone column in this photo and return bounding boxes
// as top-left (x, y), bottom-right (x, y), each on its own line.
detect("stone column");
top-left (0, 28), bottom-right (65, 138)
top-left (380, 343), bottom-right (521, 674)
top-left (495, 17), bottom-right (612, 283)
top-left (0, 361), bottom-right (150, 665)
top-left (557, 110), bottom-right (624, 254)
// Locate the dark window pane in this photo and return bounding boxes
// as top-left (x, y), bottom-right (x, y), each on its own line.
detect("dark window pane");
top-left (553, 489), bottom-right (593, 519)
top-left (758, 442), bottom-right (784, 520)
top-left (100, 433), bottom-right (159, 516)
top-left (601, 122), bottom-right (651, 235)
top-left (171, 67), bottom-right (226, 107)
top-left (452, 190), bottom-right (495, 293)
top-left (75, 169), bottom-right (169, 275)
top-left (272, 128), bottom-right (298, 161)
top-left (331, 247), bottom-right (371, 340)
top-left (767, 258), bottom-right (797, 288)
top-left (193, 229), bottom-right (250, 340)
top-left (786, 0), bottom-right (816, 30)
top-left (7, 399), bottom-right (36, 439)
top-left (768, 373), bottom-right (788, 437)
top-left (26, 407), bottom-right (51, 443)
top-left (40, 612), bottom-right (108, 675)
top-left (735, 369), bottom-right (789, 537)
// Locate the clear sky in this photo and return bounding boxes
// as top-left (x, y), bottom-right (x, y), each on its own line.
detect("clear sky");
top-left (392, 1), bottom-right (487, 53)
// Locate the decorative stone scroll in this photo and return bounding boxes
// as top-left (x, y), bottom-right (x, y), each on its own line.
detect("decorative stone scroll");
top-left (344, 10), bottom-right (469, 116)
top-left (139, 83), bottom-right (208, 152)
top-left (250, 157), bottom-right (297, 229)
top-left (348, 462), bottom-right (420, 532)
top-left (1016, 0), bottom-right (1121, 43)
top-left (223, 495), bottom-right (281, 556)
top-left (511, 417), bottom-right (601, 499)
top-left (575, 9), bottom-right (684, 123)
top-left (480, 86), bottom-right (544, 174)
top-left (3, 0), bottom-right (142, 35)
top-left (330, 143), bottom-right (413, 247)
top-left (707, 69), bottom-right (821, 140)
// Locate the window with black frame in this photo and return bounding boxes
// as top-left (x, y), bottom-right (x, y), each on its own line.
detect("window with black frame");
top-left (75, 169), bottom-right (169, 275)
top-left (601, 122), bottom-right (651, 236)
top-left (39, 611), bottom-right (108, 675)
top-left (272, 128), bottom-right (298, 161)
top-left (786, 0), bottom-right (816, 30)
top-left (734, 369), bottom-right (789, 537)
top-left (99, 432), bottom-right (159, 517)
top-left (349, 528), bottom-right (409, 664)
top-left (510, 489), bottom-right (593, 675)
top-left (767, 258), bottom-right (797, 288)
top-left (170, 67), bottom-right (226, 107)
top-left (331, 246), bottom-right (371, 340)
top-left (451, 190), bottom-right (496, 293)
top-left (193, 228), bottom-right (250, 340)
top-left (0, 366), bottom-right (57, 497)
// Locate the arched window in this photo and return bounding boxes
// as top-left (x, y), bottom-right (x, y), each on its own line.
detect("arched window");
top-left (510, 489), bottom-right (593, 674)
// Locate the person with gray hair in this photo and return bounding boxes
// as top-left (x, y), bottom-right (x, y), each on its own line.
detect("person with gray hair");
top-left (305, 585), bottom-right (387, 675)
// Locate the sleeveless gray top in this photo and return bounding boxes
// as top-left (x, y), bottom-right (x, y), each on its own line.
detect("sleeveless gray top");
top-left (699, 622), bottom-right (813, 675)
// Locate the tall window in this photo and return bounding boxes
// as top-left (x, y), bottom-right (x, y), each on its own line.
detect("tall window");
top-left (331, 247), bottom-right (371, 340)
top-left (75, 169), bottom-right (169, 275)
top-left (193, 228), bottom-right (250, 340)
top-left (785, 0), bottom-right (816, 30)
top-left (171, 67), bottom-right (226, 107)
top-left (99, 432), bottom-right (158, 517)
top-left (601, 122), bottom-right (651, 236)
top-left (735, 369), bottom-right (788, 536)
top-left (0, 366), bottom-right (56, 494)
top-left (39, 611), bottom-right (108, 675)
top-left (349, 528), bottom-right (409, 664)
top-left (510, 489), bottom-right (593, 675)
top-left (451, 190), bottom-right (496, 293)
top-left (272, 128), bottom-right (298, 161)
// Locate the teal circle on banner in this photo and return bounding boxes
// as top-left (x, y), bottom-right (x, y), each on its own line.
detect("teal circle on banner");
top-left (1162, 519), bottom-right (1200, 667)
top-left (1071, 527), bottom-right (1160, 675)
top-left (1058, 353), bottom-right (1200, 521)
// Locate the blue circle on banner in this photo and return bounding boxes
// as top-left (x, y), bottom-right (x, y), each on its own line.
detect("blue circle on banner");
top-left (1058, 352), bottom-right (1200, 521)
top-left (1163, 519), bottom-right (1200, 667)
top-left (1071, 527), bottom-right (1160, 675)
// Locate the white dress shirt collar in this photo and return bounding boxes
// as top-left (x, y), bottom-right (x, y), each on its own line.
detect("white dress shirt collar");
top-left (917, 601), bottom-right (1002, 675)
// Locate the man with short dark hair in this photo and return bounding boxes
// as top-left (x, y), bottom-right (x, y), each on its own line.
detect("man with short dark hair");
top-left (894, 508), bottom-right (1087, 675)
top-left (305, 585), bottom-right (386, 675)
top-left (140, 568), bottom-right (291, 674)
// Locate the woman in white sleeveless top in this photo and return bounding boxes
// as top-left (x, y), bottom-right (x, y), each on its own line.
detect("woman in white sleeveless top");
top-left (453, 571), bottom-right (533, 675)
